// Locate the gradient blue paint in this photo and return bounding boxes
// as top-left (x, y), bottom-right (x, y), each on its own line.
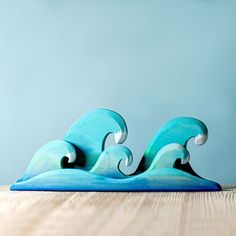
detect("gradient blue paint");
top-left (90, 145), bottom-right (132, 179)
top-left (11, 168), bottom-right (220, 192)
top-left (16, 140), bottom-right (77, 182)
top-left (11, 109), bottom-right (221, 192)
top-left (0, 1), bottom-right (236, 186)
top-left (147, 143), bottom-right (190, 170)
top-left (64, 109), bottom-right (128, 170)
top-left (142, 117), bottom-right (208, 170)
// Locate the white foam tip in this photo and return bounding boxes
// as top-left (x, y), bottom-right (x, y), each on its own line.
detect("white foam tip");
top-left (194, 134), bottom-right (208, 145)
top-left (114, 131), bottom-right (127, 144)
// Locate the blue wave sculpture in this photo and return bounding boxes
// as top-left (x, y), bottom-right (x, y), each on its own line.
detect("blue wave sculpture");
top-left (11, 109), bottom-right (221, 192)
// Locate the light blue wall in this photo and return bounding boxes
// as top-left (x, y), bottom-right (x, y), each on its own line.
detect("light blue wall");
top-left (0, 1), bottom-right (235, 185)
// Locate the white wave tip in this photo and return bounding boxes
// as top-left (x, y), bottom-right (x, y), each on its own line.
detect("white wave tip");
top-left (66, 152), bottom-right (76, 163)
top-left (194, 134), bottom-right (208, 145)
top-left (181, 153), bottom-right (190, 164)
top-left (115, 131), bottom-right (127, 144)
top-left (125, 153), bottom-right (133, 167)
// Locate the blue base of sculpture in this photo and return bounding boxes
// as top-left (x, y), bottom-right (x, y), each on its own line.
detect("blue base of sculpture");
top-left (11, 168), bottom-right (221, 192)
top-left (11, 108), bottom-right (221, 192)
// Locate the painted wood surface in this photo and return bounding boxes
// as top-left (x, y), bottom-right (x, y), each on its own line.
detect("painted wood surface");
top-left (1, 185), bottom-right (235, 236)
top-left (11, 109), bottom-right (221, 192)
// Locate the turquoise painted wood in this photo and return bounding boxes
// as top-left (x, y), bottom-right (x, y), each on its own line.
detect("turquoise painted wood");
top-left (11, 108), bottom-right (221, 192)
top-left (141, 117), bottom-right (208, 170)
top-left (64, 109), bottom-right (128, 171)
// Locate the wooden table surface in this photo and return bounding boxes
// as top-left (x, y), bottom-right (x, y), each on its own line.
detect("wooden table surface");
top-left (0, 185), bottom-right (235, 236)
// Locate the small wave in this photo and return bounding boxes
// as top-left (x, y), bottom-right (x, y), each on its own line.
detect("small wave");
top-left (90, 145), bottom-right (133, 179)
top-left (17, 140), bottom-right (76, 182)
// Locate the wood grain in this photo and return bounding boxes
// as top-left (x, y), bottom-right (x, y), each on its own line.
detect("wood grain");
top-left (0, 186), bottom-right (235, 236)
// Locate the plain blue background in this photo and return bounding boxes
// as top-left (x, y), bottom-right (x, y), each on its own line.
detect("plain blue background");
top-left (0, 1), bottom-right (235, 185)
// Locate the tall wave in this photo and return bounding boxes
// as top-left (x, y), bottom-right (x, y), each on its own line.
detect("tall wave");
top-left (64, 109), bottom-right (128, 170)
top-left (140, 117), bottom-right (208, 170)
